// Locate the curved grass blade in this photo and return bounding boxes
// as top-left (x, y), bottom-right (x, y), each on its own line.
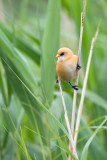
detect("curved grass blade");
top-left (0, 28), bottom-right (40, 93)
top-left (78, 90), bottom-right (107, 110)
top-left (0, 22), bottom-right (40, 64)
top-left (0, 49), bottom-right (69, 140)
top-left (80, 116), bottom-right (107, 160)
top-left (0, 48), bottom-right (46, 143)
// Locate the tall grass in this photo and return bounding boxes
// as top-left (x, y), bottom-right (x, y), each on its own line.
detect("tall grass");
top-left (0, 0), bottom-right (107, 160)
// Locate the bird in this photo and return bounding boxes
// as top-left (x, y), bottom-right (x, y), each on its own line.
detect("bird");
top-left (56, 47), bottom-right (81, 90)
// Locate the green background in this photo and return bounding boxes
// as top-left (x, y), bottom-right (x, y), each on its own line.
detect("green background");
top-left (0, 0), bottom-right (107, 160)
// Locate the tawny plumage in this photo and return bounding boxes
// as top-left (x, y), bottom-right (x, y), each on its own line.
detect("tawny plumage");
top-left (56, 47), bottom-right (81, 90)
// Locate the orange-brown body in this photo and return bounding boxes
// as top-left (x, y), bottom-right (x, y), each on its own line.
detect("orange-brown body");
top-left (56, 48), bottom-right (78, 82)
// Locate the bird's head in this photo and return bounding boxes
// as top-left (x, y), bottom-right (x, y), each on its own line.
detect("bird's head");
top-left (56, 47), bottom-right (73, 61)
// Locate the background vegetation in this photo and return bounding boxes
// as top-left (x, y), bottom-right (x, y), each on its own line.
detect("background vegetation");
top-left (0, 0), bottom-right (107, 159)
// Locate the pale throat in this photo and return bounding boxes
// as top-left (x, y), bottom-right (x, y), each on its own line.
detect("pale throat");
top-left (58, 56), bottom-right (65, 61)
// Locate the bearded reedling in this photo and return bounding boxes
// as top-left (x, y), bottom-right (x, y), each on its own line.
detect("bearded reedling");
top-left (56, 47), bottom-right (81, 90)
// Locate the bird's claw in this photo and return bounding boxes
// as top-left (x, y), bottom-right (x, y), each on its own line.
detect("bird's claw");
top-left (69, 82), bottom-right (79, 90)
top-left (77, 64), bottom-right (81, 70)
top-left (72, 85), bottom-right (79, 90)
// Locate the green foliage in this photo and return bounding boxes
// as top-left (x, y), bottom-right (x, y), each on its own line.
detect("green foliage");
top-left (0, 22), bottom-right (41, 64)
top-left (0, 0), bottom-right (107, 160)
top-left (41, 0), bottom-right (61, 105)
top-left (81, 116), bottom-right (107, 160)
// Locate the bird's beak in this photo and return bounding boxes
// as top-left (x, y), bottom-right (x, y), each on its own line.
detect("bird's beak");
top-left (56, 54), bottom-right (60, 57)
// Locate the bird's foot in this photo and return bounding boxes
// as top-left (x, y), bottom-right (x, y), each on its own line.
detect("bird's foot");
top-left (72, 85), bottom-right (79, 90)
top-left (77, 64), bottom-right (81, 70)
top-left (69, 82), bottom-right (79, 90)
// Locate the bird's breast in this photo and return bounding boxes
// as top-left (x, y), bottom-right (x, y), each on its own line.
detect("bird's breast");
top-left (56, 60), bottom-right (77, 82)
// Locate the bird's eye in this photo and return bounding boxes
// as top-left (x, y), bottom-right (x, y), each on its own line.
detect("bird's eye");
top-left (60, 52), bottom-right (64, 56)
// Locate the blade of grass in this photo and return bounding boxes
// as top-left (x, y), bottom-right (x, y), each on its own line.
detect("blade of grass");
top-left (84, 90), bottom-right (107, 110)
top-left (0, 28), bottom-right (40, 94)
top-left (77, 89), bottom-right (107, 110)
top-left (46, 121), bottom-right (77, 160)
top-left (80, 116), bottom-right (107, 160)
top-left (0, 48), bottom-right (46, 142)
top-left (0, 61), bottom-right (8, 106)
top-left (41, 0), bottom-right (61, 105)
top-left (26, 143), bottom-right (48, 160)
top-left (0, 22), bottom-right (40, 64)
top-left (19, 0), bottom-right (28, 24)
top-left (3, 115), bottom-right (32, 160)
top-left (0, 49), bottom-right (71, 142)
top-left (20, 128), bottom-right (32, 160)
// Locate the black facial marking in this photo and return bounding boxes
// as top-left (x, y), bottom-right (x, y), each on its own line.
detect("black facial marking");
top-left (60, 52), bottom-right (64, 56)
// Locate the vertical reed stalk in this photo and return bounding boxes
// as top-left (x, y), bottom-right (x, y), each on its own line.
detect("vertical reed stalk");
top-left (69, 2), bottom-right (86, 159)
top-left (71, 0), bottom-right (86, 136)
top-left (74, 27), bottom-right (99, 148)
top-left (58, 77), bottom-right (78, 159)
